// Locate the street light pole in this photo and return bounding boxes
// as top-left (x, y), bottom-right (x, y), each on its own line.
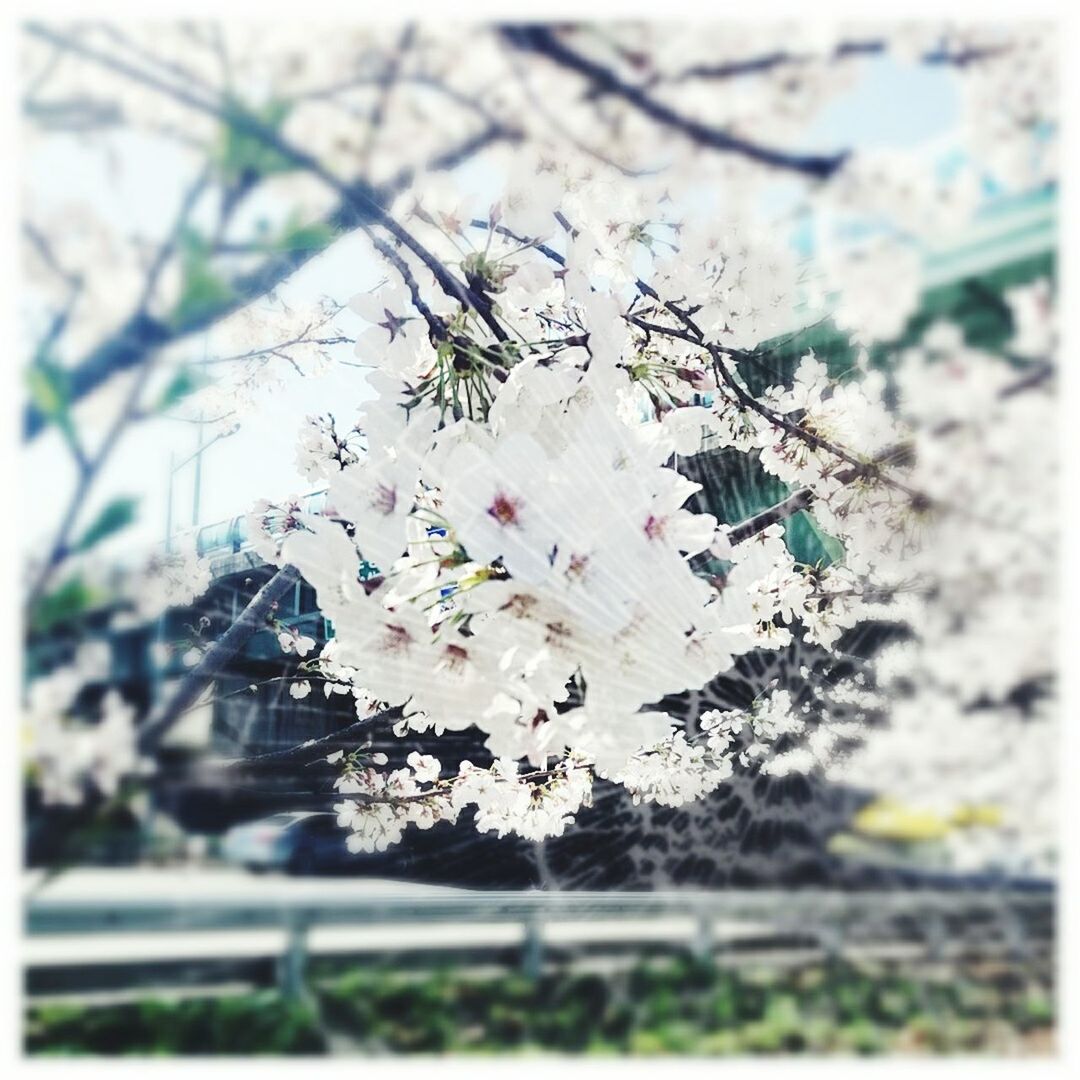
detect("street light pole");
top-left (191, 410), bottom-right (205, 530)
top-left (163, 423), bottom-right (228, 551)
top-left (164, 451), bottom-right (175, 555)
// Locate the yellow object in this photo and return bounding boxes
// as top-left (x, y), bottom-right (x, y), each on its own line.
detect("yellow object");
top-left (852, 798), bottom-right (950, 842)
top-left (949, 803), bottom-right (1003, 828)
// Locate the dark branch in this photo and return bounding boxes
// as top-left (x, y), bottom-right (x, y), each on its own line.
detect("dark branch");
top-left (137, 565), bottom-right (302, 754)
top-left (23, 20), bottom-right (513, 438)
top-left (725, 360), bottom-right (1054, 546)
top-left (667, 39), bottom-right (1009, 83)
top-left (499, 24), bottom-right (848, 180)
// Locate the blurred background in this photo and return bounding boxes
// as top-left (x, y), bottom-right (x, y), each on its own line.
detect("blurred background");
top-left (18, 19), bottom-right (1057, 1058)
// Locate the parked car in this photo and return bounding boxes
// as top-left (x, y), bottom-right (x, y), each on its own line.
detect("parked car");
top-left (221, 811), bottom-right (372, 875)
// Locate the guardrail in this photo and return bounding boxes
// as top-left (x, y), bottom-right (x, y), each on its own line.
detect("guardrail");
top-left (25, 886), bottom-right (1054, 999)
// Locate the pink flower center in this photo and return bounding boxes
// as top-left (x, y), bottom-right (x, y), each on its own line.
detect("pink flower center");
top-left (566, 553), bottom-right (590, 579)
top-left (644, 514), bottom-right (666, 540)
top-left (371, 483), bottom-right (397, 516)
top-left (380, 623), bottom-right (413, 655)
top-left (488, 491), bottom-right (522, 527)
top-left (443, 643), bottom-right (469, 672)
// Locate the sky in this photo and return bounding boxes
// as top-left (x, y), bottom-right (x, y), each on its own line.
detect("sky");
top-left (22, 52), bottom-right (963, 568)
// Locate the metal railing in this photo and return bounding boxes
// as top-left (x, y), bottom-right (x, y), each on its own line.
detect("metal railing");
top-left (25, 886), bottom-right (1054, 999)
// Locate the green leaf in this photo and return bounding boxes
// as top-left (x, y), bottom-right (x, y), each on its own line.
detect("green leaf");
top-left (153, 366), bottom-right (209, 414)
top-left (171, 233), bottom-right (234, 328)
top-left (26, 359), bottom-right (69, 419)
top-left (216, 97), bottom-right (295, 183)
top-left (276, 213), bottom-right (334, 253)
top-left (74, 497), bottom-right (139, 554)
top-left (29, 574), bottom-right (103, 633)
top-left (27, 358), bottom-right (85, 458)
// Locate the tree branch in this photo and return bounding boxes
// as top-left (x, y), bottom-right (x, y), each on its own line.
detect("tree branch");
top-left (725, 361), bottom-right (1054, 546)
top-left (137, 565), bottom-right (302, 754)
top-left (499, 24), bottom-right (848, 180)
top-left (665, 39), bottom-right (1010, 84)
top-left (23, 21), bottom-right (513, 438)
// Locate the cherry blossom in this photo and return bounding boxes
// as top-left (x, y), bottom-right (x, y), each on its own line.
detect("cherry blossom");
top-left (21, 21), bottom-right (1057, 876)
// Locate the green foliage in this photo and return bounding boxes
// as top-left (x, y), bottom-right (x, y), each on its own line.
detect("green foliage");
top-left (313, 955), bottom-right (1053, 1056)
top-left (1010, 988), bottom-right (1054, 1031)
top-left (152, 365), bottom-right (210, 414)
top-left (835, 1018), bottom-right (888, 1055)
top-left (26, 358), bottom-right (69, 423)
top-left (26, 957), bottom-right (1054, 1057)
top-left (26, 357), bottom-right (81, 456)
top-left (25, 991), bottom-right (325, 1056)
top-left (29, 574), bottom-right (105, 634)
top-left (171, 230), bottom-right (234, 329)
top-left (73, 497), bottom-right (138, 555)
top-left (216, 98), bottom-right (295, 183)
top-left (276, 213), bottom-right (336, 254)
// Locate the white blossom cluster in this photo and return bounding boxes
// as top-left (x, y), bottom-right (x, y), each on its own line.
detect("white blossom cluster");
top-left (331, 749), bottom-right (594, 850)
top-left (23, 643), bottom-right (149, 805)
top-left (22, 21), bottom-right (1051, 405)
top-left (132, 541), bottom-right (212, 621)
top-left (21, 22), bottom-right (1057, 871)
top-left (826, 283), bottom-right (1057, 873)
top-left (236, 114), bottom-right (1056, 852)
